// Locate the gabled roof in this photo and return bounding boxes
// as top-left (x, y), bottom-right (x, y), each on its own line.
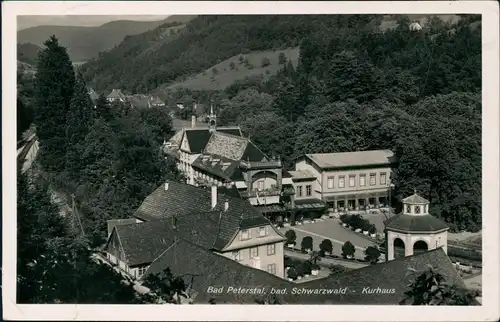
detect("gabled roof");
top-left (204, 132), bottom-right (267, 162)
top-left (290, 248), bottom-right (466, 304)
top-left (107, 218), bottom-right (137, 237)
top-left (144, 246), bottom-right (467, 304)
top-left (149, 96), bottom-right (165, 106)
top-left (402, 193), bottom-right (429, 204)
top-left (107, 221), bottom-right (177, 266)
top-left (107, 89), bottom-right (126, 100)
top-left (131, 181), bottom-right (271, 251)
top-left (304, 149), bottom-right (395, 169)
top-left (167, 127), bottom-right (244, 155)
top-left (384, 213), bottom-right (449, 233)
top-left (144, 238), bottom-right (290, 303)
top-left (191, 154), bottom-right (240, 181)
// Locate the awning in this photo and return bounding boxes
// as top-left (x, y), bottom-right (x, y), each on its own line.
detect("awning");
top-left (323, 191), bottom-right (387, 202)
top-left (282, 177), bottom-right (293, 185)
top-left (234, 181), bottom-right (247, 189)
top-left (294, 198), bottom-right (327, 210)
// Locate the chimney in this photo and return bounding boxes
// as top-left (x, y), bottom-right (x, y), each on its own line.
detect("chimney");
top-left (165, 182), bottom-right (169, 191)
top-left (224, 200), bottom-right (229, 212)
top-left (171, 215), bottom-right (178, 230)
top-left (211, 185), bottom-right (217, 209)
top-left (191, 115), bottom-right (196, 128)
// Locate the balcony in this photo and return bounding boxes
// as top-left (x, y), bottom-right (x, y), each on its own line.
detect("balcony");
top-left (247, 187), bottom-right (282, 197)
top-left (281, 185), bottom-right (295, 196)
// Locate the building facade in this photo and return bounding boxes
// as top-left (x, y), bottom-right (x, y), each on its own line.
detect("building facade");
top-left (103, 182), bottom-right (287, 279)
top-left (384, 192), bottom-right (449, 261)
top-left (163, 108), bottom-right (299, 221)
top-left (293, 150), bottom-right (397, 212)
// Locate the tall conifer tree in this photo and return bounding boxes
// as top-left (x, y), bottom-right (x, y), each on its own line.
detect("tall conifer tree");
top-left (34, 35), bottom-right (75, 172)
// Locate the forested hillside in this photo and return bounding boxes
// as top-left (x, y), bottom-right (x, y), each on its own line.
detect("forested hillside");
top-left (17, 43), bottom-right (42, 65)
top-left (18, 15), bottom-right (195, 62)
top-left (80, 15), bottom-right (386, 93)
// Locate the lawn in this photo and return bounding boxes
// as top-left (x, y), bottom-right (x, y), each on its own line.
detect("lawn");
top-left (166, 47), bottom-right (300, 91)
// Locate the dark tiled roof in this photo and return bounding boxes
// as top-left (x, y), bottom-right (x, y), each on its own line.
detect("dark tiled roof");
top-left (184, 129), bottom-right (213, 153)
top-left (192, 154), bottom-right (240, 181)
top-left (402, 193), bottom-right (430, 204)
top-left (241, 140), bottom-right (268, 162)
top-left (288, 248), bottom-right (465, 304)
top-left (145, 246), bottom-right (465, 304)
top-left (132, 181), bottom-right (271, 251)
top-left (384, 213), bottom-right (449, 232)
top-left (107, 218), bottom-right (137, 237)
top-left (133, 182), bottom-right (227, 221)
top-left (108, 221), bottom-right (176, 266)
top-left (204, 132), bottom-right (267, 162)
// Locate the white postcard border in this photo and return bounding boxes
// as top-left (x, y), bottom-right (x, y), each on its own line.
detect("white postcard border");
top-left (2, 1), bottom-right (499, 321)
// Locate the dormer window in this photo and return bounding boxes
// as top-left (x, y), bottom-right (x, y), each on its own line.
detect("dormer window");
top-left (406, 205), bottom-right (411, 213)
top-left (415, 205), bottom-right (421, 214)
top-left (258, 226), bottom-right (268, 237)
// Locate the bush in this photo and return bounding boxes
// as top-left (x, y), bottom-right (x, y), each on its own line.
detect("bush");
top-left (319, 239), bottom-right (333, 254)
top-left (301, 261), bottom-right (312, 275)
top-left (364, 246), bottom-right (381, 264)
top-left (368, 225), bottom-right (377, 234)
top-left (342, 241), bottom-right (355, 259)
top-left (448, 246), bottom-right (482, 262)
top-left (329, 264), bottom-right (349, 276)
top-left (301, 236), bottom-right (313, 251)
top-left (285, 230), bottom-right (296, 245)
top-left (229, 62), bottom-right (235, 70)
top-left (278, 52), bottom-right (287, 64)
top-left (287, 267), bottom-right (298, 280)
top-left (261, 57), bottom-right (271, 68)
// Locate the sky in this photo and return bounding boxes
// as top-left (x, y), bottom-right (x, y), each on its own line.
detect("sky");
top-left (17, 15), bottom-right (170, 30)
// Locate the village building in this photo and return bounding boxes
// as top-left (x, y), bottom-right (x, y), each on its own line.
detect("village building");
top-left (384, 192), bottom-right (450, 261)
top-left (149, 96), bottom-right (165, 108)
top-left (104, 181), bottom-right (287, 280)
top-left (106, 89), bottom-right (127, 103)
top-left (163, 107), bottom-right (301, 221)
top-left (293, 150), bottom-right (397, 213)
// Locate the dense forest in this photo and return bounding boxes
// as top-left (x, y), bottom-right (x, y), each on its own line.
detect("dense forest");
top-left (162, 15), bottom-right (482, 232)
top-left (17, 36), bottom-right (185, 303)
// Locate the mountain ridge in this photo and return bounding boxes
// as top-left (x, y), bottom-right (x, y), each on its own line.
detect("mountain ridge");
top-left (17, 15), bottom-right (197, 62)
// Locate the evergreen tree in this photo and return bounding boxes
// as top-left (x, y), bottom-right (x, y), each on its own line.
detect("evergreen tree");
top-left (34, 35), bottom-right (75, 172)
top-left (65, 72), bottom-right (95, 177)
top-left (95, 94), bottom-right (113, 121)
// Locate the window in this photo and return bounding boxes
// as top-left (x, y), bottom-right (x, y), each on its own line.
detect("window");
top-left (232, 251), bottom-right (242, 261)
top-left (380, 173), bottom-right (387, 185)
top-left (349, 175), bottom-right (356, 187)
top-left (338, 176), bottom-right (345, 188)
top-left (306, 185), bottom-right (312, 196)
top-left (415, 205), bottom-right (421, 214)
top-left (370, 173), bottom-right (376, 186)
top-left (258, 226), bottom-right (268, 237)
top-left (327, 176), bottom-right (334, 189)
top-left (358, 175), bottom-right (365, 187)
top-left (257, 180), bottom-right (264, 191)
top-left (249, 247), bottom-right (259, 259)
top-left (137, 265), bottom-right (148, 278)
top-left (406, 205), bottom-right (411, 213)
top-left (267, 244), bottom-right (276, 256)
top-left (240, 229), bottom-right (251, 240)
top-left (296, 186), bottom-right (303, 197)
top-left (267, 264), bottom-right (277, 275)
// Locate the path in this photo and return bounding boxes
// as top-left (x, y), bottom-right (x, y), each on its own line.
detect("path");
top-left (284, 250), bottom-right (369, 270)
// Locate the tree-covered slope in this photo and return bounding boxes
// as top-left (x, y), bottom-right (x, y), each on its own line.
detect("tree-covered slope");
top-left (17, 15), bottom-right (196, 62)
top-left (17, 42), bottom-right (43, 65)
top-left (80, 15), bottom-right (387, 93)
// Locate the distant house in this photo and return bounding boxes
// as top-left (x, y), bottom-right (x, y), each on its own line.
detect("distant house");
top-left (106, 89), bottom-right (126, 103)
top-left (409, 21), bottom-right (423, 31)
top-left (149, 96), bottom-right (165, 108)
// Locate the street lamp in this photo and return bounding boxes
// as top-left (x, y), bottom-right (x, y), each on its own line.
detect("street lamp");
top-left (388, 183), bottom-right (395, 214)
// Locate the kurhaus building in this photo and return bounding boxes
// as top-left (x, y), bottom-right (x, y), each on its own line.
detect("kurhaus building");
top-left (163, 108), bottom-right (314, 221)
top-left (293, 150), bottom-right (397, 213)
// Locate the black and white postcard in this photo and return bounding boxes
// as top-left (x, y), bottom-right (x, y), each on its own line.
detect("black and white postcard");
top-left (2, 1), bottom-right (499, 321)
